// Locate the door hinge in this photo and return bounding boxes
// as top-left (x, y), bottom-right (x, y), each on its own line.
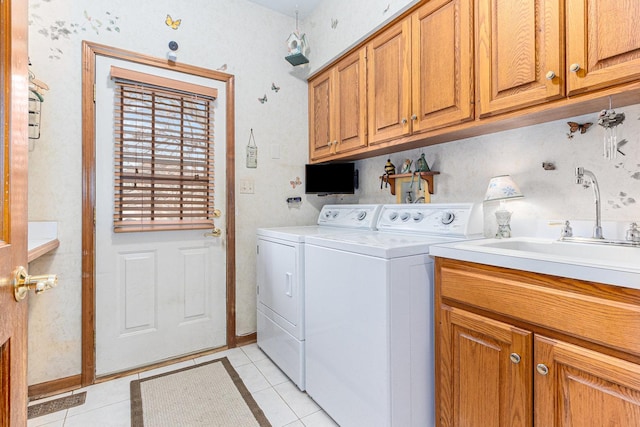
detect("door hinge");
top-left (93, 208), bottom-right (96, 226)
top-left (93, 84), bottom-right (96, 103)
top-left (256, 245), bottom-right (259, 255)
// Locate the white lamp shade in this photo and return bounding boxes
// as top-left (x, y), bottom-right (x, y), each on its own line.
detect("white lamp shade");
top-left (484, 175), bottom-right (524, 202)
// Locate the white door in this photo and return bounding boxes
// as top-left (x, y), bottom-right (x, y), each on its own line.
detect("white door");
top-left (94, 56), bottom-right (227, 375)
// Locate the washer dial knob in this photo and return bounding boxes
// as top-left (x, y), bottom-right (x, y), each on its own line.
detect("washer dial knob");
top-left (441, 211), bottom-right (455, 225)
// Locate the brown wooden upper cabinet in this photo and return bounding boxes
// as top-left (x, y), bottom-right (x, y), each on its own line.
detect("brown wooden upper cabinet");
top-left (368, 0), bottom-right (473, 145)
top-left (566, 0), bottom-right (640, 96)
top-left (308, 48), bottom-right (367, 161)
top-left (476, 0), bottom-right (640, 117)
top-left (475, 0), bottom-right (564, 117)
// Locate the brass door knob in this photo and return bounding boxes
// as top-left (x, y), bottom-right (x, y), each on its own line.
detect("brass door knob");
top-left (13, 266), bottom-right (58, 301)
top-left (204, 228), bottom-right (222, 238)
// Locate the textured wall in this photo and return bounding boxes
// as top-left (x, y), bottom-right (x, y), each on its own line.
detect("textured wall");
top-left (27, 0), bottom-right (316, 385)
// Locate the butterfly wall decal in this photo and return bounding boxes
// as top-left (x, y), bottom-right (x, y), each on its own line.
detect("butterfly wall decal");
top-left (165, 14), bottom-right (181, 30)
top-left (290, 177), bottom-right (302, 189)
top-left (567, 121), bottom-right (592, 134)
top-left (271, 82), bottom-right (280, 93)
top-left (258, 94), bottom-right (267, 104)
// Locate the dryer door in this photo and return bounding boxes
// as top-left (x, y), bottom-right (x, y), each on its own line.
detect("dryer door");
top-left (257, 238), bottom-right (301, 330)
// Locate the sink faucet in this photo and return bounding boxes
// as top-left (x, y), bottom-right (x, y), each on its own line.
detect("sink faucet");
top-left (575, 167), bottom-right (604, 239)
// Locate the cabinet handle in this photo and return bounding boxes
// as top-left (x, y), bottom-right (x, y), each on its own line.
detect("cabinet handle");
top-left (536, 363), bottom-right (549, 376)
top-left (327, 141), bottom-right (333, 147)
top-left (545, 71), bottom-right (556, 80)
top-left (411, 114), bottom-right (417, 121)
top-left (569, 63), bottom-right (581, 73)
top-left (402, 118), bottom-right (408, 125)
top-left (509, 353), bottom-right (521, 364)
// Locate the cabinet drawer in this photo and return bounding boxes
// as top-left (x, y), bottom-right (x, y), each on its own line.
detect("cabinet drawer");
top-left (439, 263), bottom-right (640, 357)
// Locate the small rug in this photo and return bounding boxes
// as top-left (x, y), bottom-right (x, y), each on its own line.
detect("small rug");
top-left (28, 392), bottom-right (87, 419)
top-left (130, 357), bottom-right (271, 427)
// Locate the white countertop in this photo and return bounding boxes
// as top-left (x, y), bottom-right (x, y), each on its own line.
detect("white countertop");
top-left (28, 221), bottom-right (59, 262)
top-left (430, 237), bottom-right (640, 290)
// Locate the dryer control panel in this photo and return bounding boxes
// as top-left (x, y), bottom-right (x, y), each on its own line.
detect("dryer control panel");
top-left (316, 204), bottom-right (382, 230)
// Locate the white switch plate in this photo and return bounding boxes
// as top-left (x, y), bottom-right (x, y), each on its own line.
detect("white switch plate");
top-left (239, 179), bottom-right (255, 194)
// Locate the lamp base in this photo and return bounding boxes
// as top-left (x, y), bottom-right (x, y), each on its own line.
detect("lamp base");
top-left (495, 209), bottom-right (513, 239)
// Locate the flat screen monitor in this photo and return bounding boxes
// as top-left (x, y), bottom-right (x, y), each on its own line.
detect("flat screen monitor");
top-left (305, 163), bottom-right (357, 195)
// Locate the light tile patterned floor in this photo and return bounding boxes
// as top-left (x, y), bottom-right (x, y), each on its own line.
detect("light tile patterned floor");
top-left (27, 344), bottom-right (339, 427)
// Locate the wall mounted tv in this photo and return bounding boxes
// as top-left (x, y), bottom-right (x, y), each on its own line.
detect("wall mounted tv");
top-left (305, 162), bottom-right (358, 195)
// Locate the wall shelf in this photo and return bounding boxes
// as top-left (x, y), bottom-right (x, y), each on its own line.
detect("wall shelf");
top-left (380, 171), bottom-right (440, 195)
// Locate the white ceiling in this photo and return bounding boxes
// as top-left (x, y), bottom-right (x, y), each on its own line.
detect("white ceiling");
top-left (246, 0), bottom-right (322, 18)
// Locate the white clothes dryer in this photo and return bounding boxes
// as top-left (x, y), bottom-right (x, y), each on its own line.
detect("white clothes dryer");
top-left (256, 204), bottom-right (381, 390)
top-left (304, 203), bottom-right (482, 427)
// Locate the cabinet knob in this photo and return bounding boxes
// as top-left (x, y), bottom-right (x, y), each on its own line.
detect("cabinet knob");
top-left (327, 141), bottom-right (333, 147)
top-left (411, 114), bottom-right (418, 121)
top-left (569, 63), bottom-right (581, 73)
top-left (545, 71), bottom-right (556, 80)
top-left (509, 353), bottom-right (521, 364)
top-left (402, 118), bottom-right (408, 125)
top-left (536, 363), bottom-right (549, 376)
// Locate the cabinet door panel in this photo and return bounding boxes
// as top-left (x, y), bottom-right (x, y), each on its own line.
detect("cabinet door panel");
top-left (335, 48), bottom-right (367, 153)
top-left (367, 19), bottom-right (411, 145)
top-left (566, 0), bottom-right (640, 95)
top-left (535, 335), bottom-right (640, 427)
top-left (439, 305), bottom-right (532, 427)
top-left (308, 70), bottom-right (333, 161)
top-left (412, 0), bottom-right (473, 132)
top-left (476, 0), bottom-right (563, 116)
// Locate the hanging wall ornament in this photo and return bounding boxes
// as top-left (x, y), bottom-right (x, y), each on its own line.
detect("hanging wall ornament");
top-left (246, 128), bottom-right (258, 168)
top-left (285, 10), bottom-right (309, 66)
top-left (598, 97), bottom-right (626, 160)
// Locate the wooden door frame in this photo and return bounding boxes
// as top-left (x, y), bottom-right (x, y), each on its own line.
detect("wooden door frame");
top-left (80, 41), bottom-right (236, 387)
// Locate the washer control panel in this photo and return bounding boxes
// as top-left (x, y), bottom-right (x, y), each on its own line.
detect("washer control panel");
top-left (376, 203), bottom-right (482, 237)
top-left (317, 204), bottom-right (382, 229)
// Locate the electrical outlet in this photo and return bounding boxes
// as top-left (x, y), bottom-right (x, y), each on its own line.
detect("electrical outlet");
top-left (239, 179), bottom-right (255, 194)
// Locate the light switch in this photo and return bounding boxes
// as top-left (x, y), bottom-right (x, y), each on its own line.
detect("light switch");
top-left (239, 179), bottom-right (255, 194)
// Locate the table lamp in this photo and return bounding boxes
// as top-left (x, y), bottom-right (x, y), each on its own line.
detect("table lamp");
top-left (484, 175), bottom-right (524, 238)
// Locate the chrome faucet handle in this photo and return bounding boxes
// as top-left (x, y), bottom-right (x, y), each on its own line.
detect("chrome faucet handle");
top-left (626, 222), bottom-right (640, 243)
top-left (548, 220), bottom-right (573, 238)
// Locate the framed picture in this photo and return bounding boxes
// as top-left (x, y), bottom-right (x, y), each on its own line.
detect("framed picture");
top-left (395, 176), bottom-right (431, 204)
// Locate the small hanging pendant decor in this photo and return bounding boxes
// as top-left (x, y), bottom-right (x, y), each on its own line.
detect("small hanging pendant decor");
top-left (246, 128), bottom-right (258, 168)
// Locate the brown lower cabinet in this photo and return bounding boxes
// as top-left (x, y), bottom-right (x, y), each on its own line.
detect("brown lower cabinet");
top-left (435, 258), bottom-right (640, 426)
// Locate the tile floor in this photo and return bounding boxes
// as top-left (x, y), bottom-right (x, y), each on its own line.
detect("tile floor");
top-left (27, 344), bottom-right (339, 427)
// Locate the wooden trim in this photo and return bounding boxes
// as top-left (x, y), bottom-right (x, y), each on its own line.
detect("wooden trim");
top-left (226, 75), bottom-right (237, 348)
top-left (81, 41), bottom-right (236, 387)
top-left (236, 333), bottom-right (257, 346)
top-left (27, 375), bottom-right (82, 401)
top-left (27, 239), bottom-right (59, 263)
top-left (110, 66), bottom-right (218, 98)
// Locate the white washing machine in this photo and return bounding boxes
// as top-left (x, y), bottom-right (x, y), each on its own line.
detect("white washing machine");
top-left (304, 203), bottom-right (482, 427)
top-left (256, 204), bottom-right (381, 390)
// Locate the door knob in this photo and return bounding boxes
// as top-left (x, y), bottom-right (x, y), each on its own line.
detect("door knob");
top-left (204, 227), bottom-right (222, 238)
top-left (13, 266), bottom-right (58, 301)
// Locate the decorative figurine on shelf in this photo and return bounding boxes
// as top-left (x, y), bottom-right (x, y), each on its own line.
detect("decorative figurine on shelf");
top-left (400, 159), bottom-right (412, 174)
top-left (380, 158), bottom-right (396, 189)
top-left (384, 158), bottom-right (396, 175)
top-left (415, 153), bottom-right (430, 172)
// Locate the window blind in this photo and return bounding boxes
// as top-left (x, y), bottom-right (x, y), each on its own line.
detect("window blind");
top-left (111, 67), bottom-right (217, 233)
